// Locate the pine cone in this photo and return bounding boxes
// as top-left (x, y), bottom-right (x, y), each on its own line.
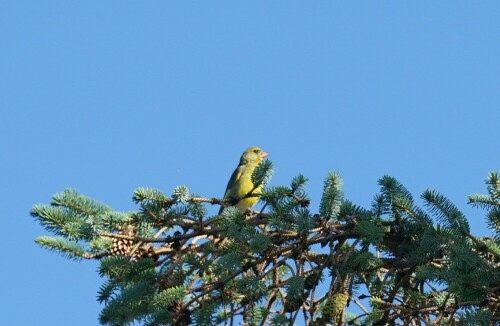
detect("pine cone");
top-left (159, 270), bottom-right (185, 290)
top-left (323, 292), bottom-right (348, 319)
top-left (108, 225), bottom-right (136, 257)
top-left (284, 295), bottom-right (305, 312)
top-left (304, 271), bottom-right (320, 290)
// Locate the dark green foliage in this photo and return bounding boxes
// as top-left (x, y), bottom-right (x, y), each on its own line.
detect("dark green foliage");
top-left (132, 187), bottom-right (169, 205)
top-left (456, 308), bottom-right (492, 326)
top-left (214, 252), bottom-right (242, 275)
top-left (319, 171), bottom-right (343, 220)
top-left (485, 172), bottom-right (500, 200)
top-left (235, 276), bottom-right (268, 302)
top-left (34, 236), bottom-right (86, 260)
top-left (293, 207), bottom-right (313, 235)
top-left (121, 258), bottom-right (157, 284)
top-left (97, 279), bottom-right (119, 304)
top-left (353, 221), bottom-right (385, 244)
top-left (152, 286), bottom-right (185, 309)
top-left (422, 189), bottom-right (470, 235)
top-left (98, 280), bottom-right (155, 325)
top-left (31, 204), bottom-right (95, 241)
top-left (290, 174), bottom-right (308, 193)
top-left (192, 303), bottom-right (217, 326)
top-left (468, 172), bottom-right (500, 240)
top-left (346, 251), bottom-right (382, 271)
top-left (414, 264), bottom-right (440, 280)
top-left (339, 200), bottom-right (374, 222)
top-left (249, 233), bottom-right (272, 254)
top-left (286, 275), bottom-right (304, 299)
top-left (31, 167), bottom-right (500, 325)
top-left (89, 237), bottom-right (114, 255)
top-left (251, 160), bottom-right (274, 189)
top-left (378, 175), bottom-right (414, 204)
top-left (99, 256), bottom-right (131, 278)
top-left (371, 193), bottom-right (386, 218)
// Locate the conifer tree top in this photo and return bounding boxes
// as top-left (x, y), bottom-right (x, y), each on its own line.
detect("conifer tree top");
top-left (31, 165), bottom-right (500, 325)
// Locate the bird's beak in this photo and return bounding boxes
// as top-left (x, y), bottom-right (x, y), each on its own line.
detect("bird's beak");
top-left (260, 151), bottom-right (269, 158)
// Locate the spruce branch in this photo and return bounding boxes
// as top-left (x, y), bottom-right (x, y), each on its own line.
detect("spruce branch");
top-left (319, 171), bottom-right (343, 221)
top-left (35, 236), bottom-right (96, 260)
top-left (422, 189), bottom-right (470, 234)
top-left (31, 171), bottom-right (500, 325)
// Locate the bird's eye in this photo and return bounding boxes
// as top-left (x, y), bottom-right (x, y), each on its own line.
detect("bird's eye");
top-left (253, 149), bottom-right (260, 153)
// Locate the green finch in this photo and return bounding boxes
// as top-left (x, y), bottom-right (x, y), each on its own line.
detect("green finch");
top-left (220, 146), bottom-right (269, 213)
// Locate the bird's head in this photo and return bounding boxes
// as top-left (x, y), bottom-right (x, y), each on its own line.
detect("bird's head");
top-left (239, 146), bottom-right (269, 165)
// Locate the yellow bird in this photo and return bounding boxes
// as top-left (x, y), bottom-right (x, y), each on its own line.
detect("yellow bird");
top-left (220, 146), bottom-right (269, 213)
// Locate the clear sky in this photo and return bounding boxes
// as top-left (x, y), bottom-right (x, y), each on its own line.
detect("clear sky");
top-left (2, 2), bottom-right (499, 325)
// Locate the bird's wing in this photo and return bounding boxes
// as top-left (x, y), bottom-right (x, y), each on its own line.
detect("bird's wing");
top-left (219, 165), bottom-right (244, 214)
top-left (223, 164), bottom-right (243, 199)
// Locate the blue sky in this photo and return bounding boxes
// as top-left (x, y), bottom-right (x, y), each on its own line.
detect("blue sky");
top-left (2, 2), bottom-right (499, 325)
